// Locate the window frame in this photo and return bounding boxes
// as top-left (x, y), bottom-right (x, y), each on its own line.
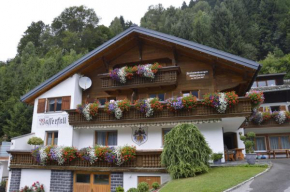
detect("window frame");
top-left (94, 130), bottom-right (118, 146)
top-left (47, 97), bottom-right (63, 112)
top-left (162, 128), bottom-right (172, 146)
top-left (253, 79), bottom-right (276, 88)
top-left (253, 136), bottom-right (267, 151)
top-left (45, 131), bottom-right (58, 146)
top-left (148, 93), bottom-right (165, 101)
top-left (182, 90), bottom-right (200, 99)
top-left (97, 97), bottom-right (116, 106)
top-left (269, 135), bottom-right (290, 150)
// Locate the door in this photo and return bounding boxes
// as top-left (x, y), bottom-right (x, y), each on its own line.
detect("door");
top-left (74, 172), bottom-right (110, 192)
top-left (138, 176), bottom-right (161, 189)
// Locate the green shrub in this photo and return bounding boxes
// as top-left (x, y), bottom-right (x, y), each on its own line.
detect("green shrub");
top-left (239, 132), bottom-right (256, 153)
top-left (161, 123), bottom-right (212, 179)
top-left (126, 188), bottom-right (138, 192)
top-left (152, 182), bottom-right (160, 190)
top-left (137, 182), bottom-right (149, 192)
top-left (27, 137), bottom-right (44, 145)
top-left (211, 153), bottom-right (223, 161)
top-left (116, 186), bottom-right (124, 192)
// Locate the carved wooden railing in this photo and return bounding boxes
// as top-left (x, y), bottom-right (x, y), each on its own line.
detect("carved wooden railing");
top-left (98, 66), bottom-right (180, 90)
top-left (243, 118), bottom-right (290, 129)
top-left (67, 97), bottom-right (252, 126)
top-left (9, 150), bottom-right (165, 172)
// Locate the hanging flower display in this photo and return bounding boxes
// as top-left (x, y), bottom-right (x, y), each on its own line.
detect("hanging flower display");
top-left (109, 63), bottom-right (162, 83)
top-left (272, 111), bottom-right (287, 124)
top-left (134, 98), bottom-right (163, 117)
top-left (245, 91), bottom-right (264, 109)
top-left (78, 147), bottom-right (98, 165)
top-left (31, 145), bottom-right (52, 165)
top-left (166, 97), bottom-right (184, 112)
top-left (225, 91), bottom-right (239, 108)
top-left (181, 95), bottom-right (198, 111)
top-left (104, 145), bottom-right (136, 166)
top-left (286, 111), bottom-right (290, 120)
top-left (252, 111), bottom-right (263, 124)
top-left (76, 102), bottom-right (99, 121)
top-left (262, 112), bottom-right (271, 121)
top-left (94, 146), bottom-right (112, 161)
top-left (104, 99), bottom-right (130, 119)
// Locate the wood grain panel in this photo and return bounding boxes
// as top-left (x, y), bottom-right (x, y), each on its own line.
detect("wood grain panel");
top-left (138, 176), bottom-right (161, 188)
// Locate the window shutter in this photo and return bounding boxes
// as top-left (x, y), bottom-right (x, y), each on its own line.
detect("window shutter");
top-left (280, 105), bottom-right (286, 111)
top-left (37, 98), bottom-right (46, 113)
top-left (62, 96), bottom-right (71, 110)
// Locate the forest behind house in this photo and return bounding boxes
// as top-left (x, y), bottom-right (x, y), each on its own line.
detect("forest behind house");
top-left (1, 0), bottom-right (290, 139)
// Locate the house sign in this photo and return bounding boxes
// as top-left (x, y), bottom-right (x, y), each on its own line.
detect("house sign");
top-left (186, 70), bottom-right (209, 80)
top-left (38, 114), bottom-right (68, 127)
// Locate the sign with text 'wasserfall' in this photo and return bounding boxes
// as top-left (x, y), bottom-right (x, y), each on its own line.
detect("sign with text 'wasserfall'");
top-left (186, 70), bottom-right (209, 80)
top-left (38, 114), bottom-right (68, 127)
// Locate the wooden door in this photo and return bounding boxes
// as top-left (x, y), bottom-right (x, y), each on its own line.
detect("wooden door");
top-left (73, 172), bottom-right (110, 192)
top-left (138, 176), bottom-right (161, 189)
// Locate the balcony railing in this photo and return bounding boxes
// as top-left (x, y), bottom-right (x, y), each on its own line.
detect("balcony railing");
top-left (67, 97), bottom-right (252, 126)
top-left (98, 66), bottom-right (180, 91)
top-left (243, 118), bottom-right (290, 129)
top-left (9, 150), bottom-right (165, 173)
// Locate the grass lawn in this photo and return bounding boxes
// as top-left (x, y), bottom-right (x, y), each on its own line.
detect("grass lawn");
top-left (160, 166), bottom-right (267, 192)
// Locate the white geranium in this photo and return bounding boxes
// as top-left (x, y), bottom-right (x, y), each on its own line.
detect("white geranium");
top-left (51, 146), bottom-right (65, 165)
top-left (113, 146), bottom-right (125, 166)
top-left (82, 104), bottom-right (92, 121)
top-left (276, 111), bottom-right (287, 124)
top-left (145, 98), bottom-right (154, 117)
top-left (88, 147), bottom-right (97, 164)
top-left (143, 64), bottom-right (155, 79)
top-left (118, 66), bottom-right (127, 84)
top-left (39, 146), bottom-right (49, 165)
top-left (216, 93), bottom-right (228, 113)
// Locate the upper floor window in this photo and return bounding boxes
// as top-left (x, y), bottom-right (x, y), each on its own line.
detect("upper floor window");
top-left (252, 80), bottom-right (276, 88)
top-left (95, 131), bottom-right (117, 146)
top-left (182, 90), bottom-right (199, 98)
top-left (37, 96), bottom-right (71, 113)
top-left (46, 131), bottom-right (58, 145)
top-left (48, 98), bottom-right (62, 112)
top-left (149, 93), bottom-right (165, 101)
top-left (97, 97), bottom-right (116, 106)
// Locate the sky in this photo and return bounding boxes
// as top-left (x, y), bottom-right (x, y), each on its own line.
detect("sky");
top-left (0, 0), bottom-right (187, 62)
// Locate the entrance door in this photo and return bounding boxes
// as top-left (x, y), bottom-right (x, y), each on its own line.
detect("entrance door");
top-left (74, 172), bottom-right (110, 192)
top-left (224, 132), bottom-right (238, 149)
top-left (138, 176), bottom-right (161, 189)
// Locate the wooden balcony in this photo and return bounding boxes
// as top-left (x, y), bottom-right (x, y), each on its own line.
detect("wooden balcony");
top-left (243, 118), bottom-right (290, 129)
top-left (67, 97), bottom-right (252, 126)
top-left (98, 66), bottom-right (180, 91)
top-left (9, 150), bottom-right (166, 173)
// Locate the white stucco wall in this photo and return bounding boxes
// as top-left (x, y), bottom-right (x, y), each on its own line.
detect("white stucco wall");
top-left (29, 74), bottom-right (82, 147)
top-left (123, 172), bottom-right (170, 191)
top-left (10, 133), bottom-right (35, 150)
top-left (20, 169), bottom-right (51, 191)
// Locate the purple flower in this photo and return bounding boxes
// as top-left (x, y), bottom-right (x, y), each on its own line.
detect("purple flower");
top-left (110, 68), bottom-right (120, 81)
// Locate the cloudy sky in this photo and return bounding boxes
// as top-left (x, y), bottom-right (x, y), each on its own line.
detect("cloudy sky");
top-left (0, 0), bottom-right (187, 62)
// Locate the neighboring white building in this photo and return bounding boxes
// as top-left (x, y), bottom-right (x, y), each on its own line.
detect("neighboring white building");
top-left (7, 26), bottom-right (261, 192)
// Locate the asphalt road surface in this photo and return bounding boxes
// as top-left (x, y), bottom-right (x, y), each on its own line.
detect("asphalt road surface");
top-left (232, 159), bottom-right (290, 192)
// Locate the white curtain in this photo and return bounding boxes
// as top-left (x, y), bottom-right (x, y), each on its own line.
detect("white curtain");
top-left (256, 137), bottom-right (266, 150)
top-left (49, 99), bottom-right (55, 111)
top-left (108, 132), bottom-right (117, 146)
top-left (281, 136), bottom-right (290, 149)
top-left (270, 137), bottom-right (279, 149)
top-left (47, 133), bottom-right (52, 145)
top-left (97, 132), bottom-right (106, 145)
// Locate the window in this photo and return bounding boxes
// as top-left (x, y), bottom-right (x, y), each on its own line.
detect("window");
top-left (46, 131), bottom-right (58, 145)
top-left (48, 98), bottom-right (62, 112)
top-left (162, 128), bottom-right (172, 145)
top-left (76, 174), bottom-right (90, 183)
top-left (97, 97), bottom-right (116, 106)
top-left (95, 131), bottom-right (117, 146)
top-left (269, 135), bottom-right (290, 149)
top-left (251, 81), bottom-right (257, 88)
top-left (270, 106), bottom-right (280, 112)
top-left (267, 80), bottom-right (276, 86)
top-left (254, 137), bottom-right (266, 151)
top-left (149, 93), bottom-right (165, 101)
top-left (257, 81), bottom-right (266, 87)
top-left (94, 174), bottom-right (109, 184)
top-left (182, 90), bottom-right (199, 98)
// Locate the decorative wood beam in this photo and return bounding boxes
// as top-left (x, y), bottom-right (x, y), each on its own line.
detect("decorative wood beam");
top-left (136, 36), bottom-right (143, 61)
top-left (102, 56), bottom-right (109, 72)
top-left (172, 46), bottom-right (178, 66)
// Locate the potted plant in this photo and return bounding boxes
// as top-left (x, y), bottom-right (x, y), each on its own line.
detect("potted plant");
top-left (27, 137), bottom-right (44, 148)
top-left (239, 132), bottom-right (256, 164)
top-left (211, 153), bottom-right (223, 164)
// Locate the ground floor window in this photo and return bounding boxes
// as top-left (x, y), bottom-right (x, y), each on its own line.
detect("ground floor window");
top-left (95, 131), bottom-right (117, 146)
top-left (46, 131), bottom-right (58, 145)
top-left (254, 137), bottom-right (266, 151)
top-left (254, 134), bottom-right (290, 151)
top-left (270, 136), bottom-right (290, 149)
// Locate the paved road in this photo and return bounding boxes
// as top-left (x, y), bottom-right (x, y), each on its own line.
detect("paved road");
top-left (232, 159), bottom-right (290, 192)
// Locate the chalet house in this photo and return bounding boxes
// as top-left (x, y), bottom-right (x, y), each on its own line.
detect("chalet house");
top-left (7, 26), bottom-right (261, 192)
top-left (242, 73), bottom-right (290, 158)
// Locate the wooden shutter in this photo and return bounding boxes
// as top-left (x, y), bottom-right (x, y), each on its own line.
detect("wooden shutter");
top-left (61, 96), bottom-right (71, 110)
top-left (258, 107), bottom-right (264, 112)
top-left (280, 105), bottom-right (286, 111)
top-left (37, 98), bottom-right (46, 113)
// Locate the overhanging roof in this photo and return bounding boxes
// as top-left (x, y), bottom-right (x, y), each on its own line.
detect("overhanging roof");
top-left (21, 26), bottom-right (261, 103)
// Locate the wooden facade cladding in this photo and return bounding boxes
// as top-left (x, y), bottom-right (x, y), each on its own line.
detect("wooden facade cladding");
top-left (67, 97), bottom-right (252, 126)
top-left (9, 150), bottom-right (166, 173)
top-left (243, 118), bottom-right (290, 129)
top-left (98, 66), bottom-right (180, 91)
